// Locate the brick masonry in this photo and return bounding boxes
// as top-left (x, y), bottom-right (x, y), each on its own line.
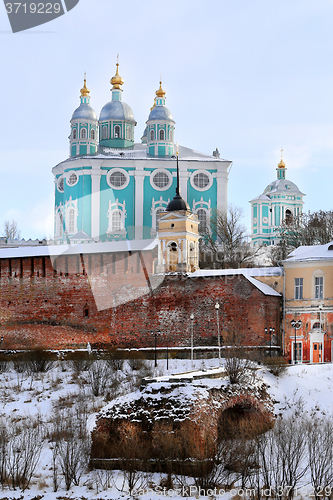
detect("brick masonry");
top-left (0, 251), bottom-right (281, 350)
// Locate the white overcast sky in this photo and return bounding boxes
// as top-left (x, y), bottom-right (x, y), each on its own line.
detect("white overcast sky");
top-left (0, 0), bottom-right (333, 239)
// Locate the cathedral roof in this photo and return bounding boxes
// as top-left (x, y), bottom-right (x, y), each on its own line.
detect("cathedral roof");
top-left (71, 103), bottom-right (97, 121)
top-left (166, 194), bottom-right (189, 211)
top-left (148, 105), bottom-right (174, 122)
top-left (263, 179), bottom-right (304, 196)
top-left (99, 100), bottom-right (136, 123)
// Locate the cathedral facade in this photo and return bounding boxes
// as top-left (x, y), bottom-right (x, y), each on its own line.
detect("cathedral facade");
top-left (52, 63), bottom-right (232, 243)
top-left (249, 156), bottom-right (305, 246)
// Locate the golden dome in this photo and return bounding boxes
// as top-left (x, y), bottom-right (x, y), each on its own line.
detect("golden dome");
top-left (156, 80), bottom-right (166, 98)
top-left (111, 62), bottom-right (124, 90)
top-left (80, 76), bottom-right (90, 97)
top-left (278, 158), bottom-right (286, 168)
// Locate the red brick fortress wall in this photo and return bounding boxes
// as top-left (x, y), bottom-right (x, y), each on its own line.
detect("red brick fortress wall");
top-left (0, 252), bottom-right (281, 350)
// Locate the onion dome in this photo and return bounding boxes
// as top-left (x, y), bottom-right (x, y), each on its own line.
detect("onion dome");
top-left (110, 62), bottom-right (124, 90)
top-left (71, 76), bottom-right (97, 121)
top-left (99, 101), bottom-right (135, 122)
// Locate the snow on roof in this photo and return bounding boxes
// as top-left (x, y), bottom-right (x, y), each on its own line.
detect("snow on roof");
top-left (190, 267), bottom-right (282, 296)
top-left (54, 144), bottom-right (232, 168)
top-left (191, 267), bottom-right (283, 278)
top-left (0, 237), bottom-right (159, 260)
top-left (284, 241), bottom-right (333, 263)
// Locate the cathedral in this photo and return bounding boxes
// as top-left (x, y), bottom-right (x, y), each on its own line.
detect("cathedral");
top-left (52, 62), bottom-right (232, 244)
top-left (250, 154), bottom-right (305, 246)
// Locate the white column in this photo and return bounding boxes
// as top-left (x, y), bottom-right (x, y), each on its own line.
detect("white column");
top-left (91, 169), bottom-right (101, 240)
top-left (216, 161), bottom-right (230, 210)
top-left (135, 168), bottom-right (145, 239)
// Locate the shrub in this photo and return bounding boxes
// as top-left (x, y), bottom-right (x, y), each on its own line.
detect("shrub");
top-left (263, 356), bottom-right (288, 377)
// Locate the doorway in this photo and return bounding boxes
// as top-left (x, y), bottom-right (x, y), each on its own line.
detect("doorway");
top-left (313, 343), bottom-right (322, 363)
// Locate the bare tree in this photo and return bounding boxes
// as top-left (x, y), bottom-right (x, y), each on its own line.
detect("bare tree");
top-left (200, 205), bottom-right (259, 269)
top-left (307, 416), bottom-right (333, 500)
top-left (275, 210), bottom-right (333, 251)
top-left (3, 220), bottom-right (20, 241)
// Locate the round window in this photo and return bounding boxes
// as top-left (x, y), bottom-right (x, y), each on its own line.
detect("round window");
top-left (190, 170), bottom-right (213, 191)
top-left (107, 169), bottom-right (130, 190)
top-left (67, 172), bottom-right (78, 186)
top-left (153, 171), bottom-right (169, 188)
top-left (58, 177), bottom-right (64, 192)
top-left (193, 172), bottom-right (210, 189)
top-left (150, 169), bottom-right (172, 191)
top-left (110, 171), bottom-right (126, 187)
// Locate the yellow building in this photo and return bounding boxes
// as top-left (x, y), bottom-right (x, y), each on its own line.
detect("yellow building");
top-left (283, 242), bottom-right (333, 363)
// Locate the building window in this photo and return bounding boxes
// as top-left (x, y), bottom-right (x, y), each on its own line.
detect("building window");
top-left (107, 168), bottom-right (130, 190)
top-left (169, 129), bottom-right (173, 141)
top-left (315, 276), bottom-right (323, 299)
top-left (109, 171), bottom-right (126, 188)
top-left (102, 126), bottom-right (108, 139)
top-left (67, 172), bottom-right (78, 186)
top-left (196, 208), bottom-right (207, 233)
top-left (68, 208), bottom-right (75, 233)
top-left (190, 170), bottom-right (213, 191)
top-left (292, 342), bottom-right (302, 363)
top-left (155, 208), bottom-right (163, 231)
top-left (126, 126), bottom-right (132, 140)
top-left (114, 125), bottom-right (121, 139)
top-left (112, 210), bottom-right (122, 231)
top-left (91, 129), bottom-right (95, 140)
top-left (150, 130), bottom-right (155, 141)
top-left (150, 169), bottom-right (172, 191)
top-left (153, 171), bottom-right (169, 188)
top-left (72, 129), bottom-right (77, 140)
top-left (285, 209), bottom-right (293, 225)
top-left (59, 213), bottom-right (63, 237)
top-left (295, 278), bottom-right (303, 300)
top-left (57, 177), bottom-right (64, 193)
top-left (80, 129), bottom-right (87, 139)
top-left (159, 129), bottom-right (165, 140)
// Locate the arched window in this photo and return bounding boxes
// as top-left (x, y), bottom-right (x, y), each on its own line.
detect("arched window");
top-left (155, 208), bottom-right (163, 231)
top-left (114, 125), bottom-right (121, 139)
top-left (285, 209), bottom-right (293, 225)
top-left (150, 130), bottom-right (155, 141)
top-left (72, 129), bottom-right (77, 140)
top-left (68, 208), bottom-right (75, 233)
top-left (169, 129), bottom-right (173, 141)
top-left (126, 126), bottom-right (132, 140)
top-left (80, 129), bottom-right (87, 139)
top-left (59, 213), bottom-right (63, 238)
top-left (112, 210), bottom-right (122, 231)
top-left (159, 129), bottom-right (165, 140)
top-left (90, 129), bottom-right (95, 140)
top-left (102, 126), bottom-right (108, 139)
top-left (197, 208), bottom-right (207, 233)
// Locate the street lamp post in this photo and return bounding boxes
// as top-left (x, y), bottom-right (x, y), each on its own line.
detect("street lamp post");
top-left (190, 313), bottom-right (194, 368)
top-left (215, 303), bottom-right (221, 365)
top-left (290, 319), bottom-right (302, 364)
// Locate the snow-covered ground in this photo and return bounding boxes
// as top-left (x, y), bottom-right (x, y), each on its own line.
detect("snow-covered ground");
top-left (0, 356), bottom-right (331, 499)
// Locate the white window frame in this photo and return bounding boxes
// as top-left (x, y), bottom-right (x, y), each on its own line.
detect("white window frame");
top-left (150, 168), bottom-right (172, 191)
top-left (190, 169), bottom-right (213, 192)
top-left (313, 269), bottom-right (324, 300)
top-left (64, 196), bottom-right (78, 235)
top-left (106, 199), bottom-right (127, 236)
top-left (57, 176), bottom-right (65, 193)
top-left (66, 170), bottom-right (79, 187)
top-left (80, 128), bottom-right (87, 139)
top-left (106, 168), bottom-right (130, 190)
top-left (72, 128), bottom-right (77, 140)
top-left (150, 197), bottom-right (169, 231)
top-left (114, 125), bottom-right (121, 139)
top-left (159, 129), bottom-right (165, 140)
top-left (294, 277), bottom-right (303, 300)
